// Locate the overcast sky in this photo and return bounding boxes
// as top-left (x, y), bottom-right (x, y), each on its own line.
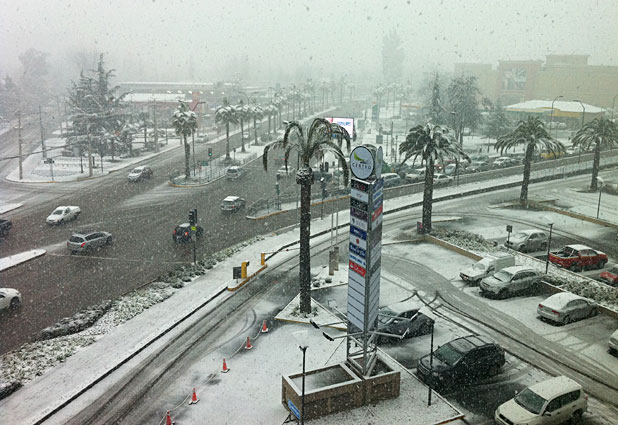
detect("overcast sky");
top-left (1, 0), bottom-right (617, 84)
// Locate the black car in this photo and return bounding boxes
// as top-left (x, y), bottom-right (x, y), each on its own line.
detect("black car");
top-left (0, 219), bottom-right (12, 237)
top-left (172, 223), bottom-right (204, 243)
top-left (416, 335), bottom-right (505, 389)
top-left (377, 302), bottom-right (434, 343)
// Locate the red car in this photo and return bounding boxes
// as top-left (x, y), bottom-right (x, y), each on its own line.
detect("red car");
top-left (600, 266), bottom-right (618, 287)
top-left (548, 244), bottom-right (608, 272)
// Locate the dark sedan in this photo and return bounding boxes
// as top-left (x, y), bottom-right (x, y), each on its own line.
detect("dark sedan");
top-left (377, 302), bottom-right (434, 343)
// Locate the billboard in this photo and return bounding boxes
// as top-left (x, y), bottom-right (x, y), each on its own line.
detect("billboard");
top-left (327, 117), bottom-right (354, 139)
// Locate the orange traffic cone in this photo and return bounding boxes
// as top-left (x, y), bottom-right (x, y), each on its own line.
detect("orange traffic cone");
top-left (245, 336), bottom-right (253, 350)
top-left (189, 387), bottom-right (199, 405)
top-left (165, 410), bottom-right (174, 425)
top-left (261, 319), bottom-right (269, 333)
top-left (222, 358), bottom-right (230, 373)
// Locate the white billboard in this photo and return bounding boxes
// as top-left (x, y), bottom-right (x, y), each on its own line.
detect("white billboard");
top-left (327, 117), bottom-right (354, 139)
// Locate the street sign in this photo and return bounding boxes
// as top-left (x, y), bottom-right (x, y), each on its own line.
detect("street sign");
top-left (350, 215), bottom-right (367, 231)
top-left (201, 160), bottom-right (208, 166)
top-left (287, 399), bottom-right (300, 419)
top-left (233, 266), bottom-right (242, 279)
top-left (350, 207), bottom-right (368, 221)
top-left (350, 188), bottom-right (369, 203)
top-left (349, 233), bottom-right (367, 250)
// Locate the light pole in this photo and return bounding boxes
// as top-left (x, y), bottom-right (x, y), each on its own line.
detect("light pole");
top-left (596, 177), bottom-right (604, 219)
top-left (573, 99), bottom-right (585, 128)
top-left (612, 94), bottom-right (618, 120)
top-left (545, 222), bottom-right (553, 274)
top-left (299, 344), bottom-right (307, 425)
top-left (550, 95), bottom-right (563, 138)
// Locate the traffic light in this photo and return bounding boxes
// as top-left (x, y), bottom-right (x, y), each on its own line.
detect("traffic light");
top-left (320, 177), bottom-right (328, 199)
top-left (275, 181), bottom-right (280, 195)
top-left (208, 147), bottom-right (212, 157)
top-left (189, 209), bottom-right (197, 225)
top-left (276, 172), bottom-right (281, 181)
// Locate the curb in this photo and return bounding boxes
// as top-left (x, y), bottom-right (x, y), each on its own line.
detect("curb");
top-left (527, 200), bottom-right (618, 230)
top-left (0, 250), bottom-right (46, 273)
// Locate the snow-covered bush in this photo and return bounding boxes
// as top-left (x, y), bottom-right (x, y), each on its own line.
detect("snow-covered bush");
top-left (39, 300), bottom-right (112, 340)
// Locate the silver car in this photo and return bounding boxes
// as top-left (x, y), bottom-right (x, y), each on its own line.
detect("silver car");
top-left (537, 292), bottom-right (598, 325)
top-left (480, 266), bottom-right (541, 299)
top-left (505, 229), bottom-right (548, 252)
top-left (67, 231), bottom-right (113, 254)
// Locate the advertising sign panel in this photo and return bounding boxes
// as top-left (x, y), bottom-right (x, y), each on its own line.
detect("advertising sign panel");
top-left (350, 225), bottom-right (367, 241)
top-left (349, 260), bottom-right (367, 277)
top-left (350, 146), bottom-right (374, 180)
top-left (351, 179), bottom-right (369, 192)
top-left (349, 243), bottom-right (366, 259)
top-left (350, 216), bottom-right (367, 231)
top-left (350, 234), bottom-right (367, 250)
top-left (327, 117), bottom-right (354, 140)
top-left (351, 188), bottom-right (369, 203)
top-left (349, 252), bottom-right (366, 268)
top-left (350, 198), bottom-right (368, 212)
top-left (350, 206), bottom-right (368, 221)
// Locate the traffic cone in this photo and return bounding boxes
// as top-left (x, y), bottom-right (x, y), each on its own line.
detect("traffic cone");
top-left (222, 358), bottom-right (230, 373)
top-left (261, 319), bottom-right (269, 333)
top-left (189, 387), bottom-right (199, 405)
top-left (245, 336), bottom-right (253, 350)
top-left (165, 410), bottom-right (174, 425)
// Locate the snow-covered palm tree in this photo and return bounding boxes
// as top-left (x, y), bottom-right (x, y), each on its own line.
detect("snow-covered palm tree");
top-left (262, 119), bottom-right (350, 314)
top-left (215, 98), bottom-right (238, 161)
top-left (235, 101), bottom-right (250, 152)
top-left (399, 122), bottom-right (467, 233)
top-left (172, 101), bottom-right (197, 179)
top-left (250, 105), bottom-right (263, 145)
top-left (572, 117), bottom-right (618, 190)
top-left (495, 116), bottom-right (564, 204)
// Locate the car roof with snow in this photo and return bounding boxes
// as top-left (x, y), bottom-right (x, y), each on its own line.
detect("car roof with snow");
top-left (525, 376), bottom-right (582, 398)
top-left (132, 166), bottom-right (145, 171)
top-left (566, 244), bottom-right (593, 251)
top-left (541, 292), bottom-right (586, 308)
top-left (515, 229), bottom-right (544, 235)
top-left (223, 196), bottom-right (240, 202)
top-left (54, 206), bottom-right (78, 210)
top-left (382, 173), bottom-right (399, 178)
top-left (499, 265), bottom-right (536, 274)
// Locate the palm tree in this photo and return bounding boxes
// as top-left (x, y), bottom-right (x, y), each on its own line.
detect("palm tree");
top-left (572, 117), bottom-right (618, 190)
top-left (495, 116), bottom-right (564, 204)
top-left (172, 101), bottom-right (197, 179)
top-left (215, 98), bottom-right (238, 161)
top-left (236, 101), bottom-right (250, 152)
top-left (262, 118), bottom-right (350, 314)
top-left (250, 105), bottom-right (263, 145)
top-left (399, 122), bottom-right (467, 233)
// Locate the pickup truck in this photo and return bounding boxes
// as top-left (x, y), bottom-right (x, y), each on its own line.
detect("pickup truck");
top-left (0, 219), bottom-right (12, 237)
top-left (46, 206), bottom-right (81, 225)
top-left (548, 244), bottom-right (608, 272)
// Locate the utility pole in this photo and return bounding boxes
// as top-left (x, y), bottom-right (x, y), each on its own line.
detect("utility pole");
top-left (192, 132), bottom-right (196, 176)
top-left (39, 105), bottom-right (47, 159)
top-left (17, 110), bottom-right (23, 180)
top-left (153, 102), bottom-right (159, 153)
top-left (87, 129), bottom-right (93, 177)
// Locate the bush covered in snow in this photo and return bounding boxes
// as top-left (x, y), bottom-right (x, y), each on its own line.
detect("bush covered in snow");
top-left (39, 300), bottom-right (112, 340)
top-left (431, 227), bottom-right (496, 252)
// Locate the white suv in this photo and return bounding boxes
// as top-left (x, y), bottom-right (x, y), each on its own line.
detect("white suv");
top-left (495, 376), bottom-right (587, 425)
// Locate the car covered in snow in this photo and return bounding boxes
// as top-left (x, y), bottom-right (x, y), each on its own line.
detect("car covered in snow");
top-left (548, 244), bottom-right (607, 272)
top-left (127, 166), bottom-right (153, 182)
top-left (226, 166), bottom-right (245, 180)
top-left (0, 288), bottom-right (22, 311)
top-left (480, 266), bottom-right (541, 299)
top-left (46, 206), bottom-right (81, 225)
top-left (537, 292), bottom-right (598, 325)
top-left (599, 266), bottom-right (618, 287)
top-left (433, 173), bottom-right (453, 186)
top-left (504, 229), bottom-right (548, 252)
top-left (376, 301), bottom-right (434, 343)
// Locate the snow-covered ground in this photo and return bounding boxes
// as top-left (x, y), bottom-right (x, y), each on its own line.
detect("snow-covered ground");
top-left (0, 249), bottom-right (46, 272)
top-left (0, 203), bottom-right (23, 214)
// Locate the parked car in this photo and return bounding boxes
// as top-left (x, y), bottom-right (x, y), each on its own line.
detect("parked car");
top-left (444, 163), bottom-right (464, 176)
top-left (467, 160), bottom-right (491, 173)
top-left (416, 335), bottom-right (505, 389)
top-left (382, 173), bottom-right (402, 188)
top-left (195, 134), bottom-right (209, 143)
top-left (46, 206), bottom-right (81, 225)
top-left (504, 229), bottom-right (548, 252)
top-left (609, 329), bottom-right (618, 356)
top-left (277, 166), bottom-right (295, 177)
top-left (433, 173), bottom-right (453, 186)
top-left (221, 196), bottom-right (246, 213)
top-left (0, 219), bottom-right (12, 237)
top-left (548, 244), bottom-right (607, 272)
top-left (405, 168), bottom-right (425, 183)
top-left (67, 231), bottom-right (112, 254)
top-left (377, 302), bottom-right (434, 342)
top-left (459, 253), bottom-right (515, 285)
top-left (599, 266), bottom-right (618, 287)
top-left (172, 223), bottom-right (204, 243)
top-left (469, 153), bottom-right (490, 163)
top-left (480, 266), bottom-right (541, 299)
top-left (537, 292), bottom-right (598, 325)
top-left (492, 157), bottom-right (520, 168)
top-left (128, 166), bottom-right (153, 182)
top-left (226, 166), bottom-right (245, 180)
top-left (495, 376), bottom-right (587, 425)
top-left (0, 288), bottom-right (22, 310)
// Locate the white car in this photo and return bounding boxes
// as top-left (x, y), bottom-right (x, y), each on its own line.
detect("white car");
top-left (0, 288), bottom-right (22, 310)
top-left (433, 173), bottom-right (453, 186)
top-left (495, 376), bottom-right (587, 425)
top-left (46, 206), bottom-right (81, 225)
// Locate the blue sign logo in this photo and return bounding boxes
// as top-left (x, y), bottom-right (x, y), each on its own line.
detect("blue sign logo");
top-left (350, 225), bottom-right (367, 241)
top-left (349, 243), bottom-right (366, 259)
top-left (287, 399), bottom-right (300, 419)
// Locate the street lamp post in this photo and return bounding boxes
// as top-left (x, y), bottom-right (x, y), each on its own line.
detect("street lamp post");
top-left (545, 222), bottom-right (554, 274)
top-left (550, 95), bottom-right (563, 138)
top-left (299, 345), bottom-right (307, 425)
top-left (612, 94), bottom-right (618, 120)
top-left (573, 100), bottom-right (586, 128)
top-left (596, 177), bottom-right (604, 219)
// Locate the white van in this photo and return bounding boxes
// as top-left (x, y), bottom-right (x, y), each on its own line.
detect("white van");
top-left (459, 253), bottom-right (515, 285)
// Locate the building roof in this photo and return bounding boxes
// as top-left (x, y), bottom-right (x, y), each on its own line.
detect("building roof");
top-left (505, 100), bottom-right (606, 115)
top-left (126, 93), bottom-right (188, 103)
